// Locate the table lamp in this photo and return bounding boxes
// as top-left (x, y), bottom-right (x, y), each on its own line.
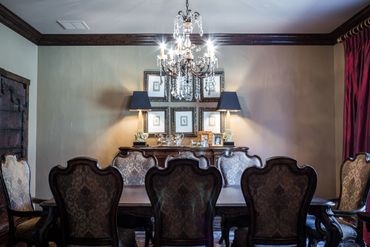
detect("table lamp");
top-left (129, 91), bottom-right (151, 146)
top-left (216, 92), bottom-right (241, 146)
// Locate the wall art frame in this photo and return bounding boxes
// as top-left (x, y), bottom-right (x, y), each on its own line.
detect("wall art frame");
top-left (144, 107), bottom-right (169, 137)
top-left (200, 70), bottom-right (225, 102)
top-left (170, 75), bottom-right (197, 102)
top-left (144, 70), bottom-right (169, 102)
top-left (171, 107), bottom-right (197, 136)
top-left (199, 107), bottom-right (225, 134)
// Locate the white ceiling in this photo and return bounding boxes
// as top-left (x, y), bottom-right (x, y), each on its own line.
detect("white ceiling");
top-left (0, 0), bottom-right (369, 34)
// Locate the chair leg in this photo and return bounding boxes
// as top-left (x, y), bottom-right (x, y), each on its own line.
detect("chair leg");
top-left (222, 226), bottom-right (230, 247)
top-left (356, 222), bottom-right (366, 247)
top-left (6, 239), bottom-right (15, 247)
top-left (144, 224), bottom-right (153, 247)
top-left (218, 235), bottom-right (224, 244)
top-left (218, 217), bottom-right (232, 247)
top-left (307, 237), bottom-right (317, 247)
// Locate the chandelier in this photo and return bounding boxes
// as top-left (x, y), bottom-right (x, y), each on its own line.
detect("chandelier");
top-left (157, 0), bottom-right (218, 101)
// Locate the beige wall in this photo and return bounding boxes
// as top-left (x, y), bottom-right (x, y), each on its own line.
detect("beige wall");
top-left (0, 23), bottom-right (38, 194)
top-left (37, 45), bottom-right (336, 198)
top-left (334, 44), bottom-right (345, 194)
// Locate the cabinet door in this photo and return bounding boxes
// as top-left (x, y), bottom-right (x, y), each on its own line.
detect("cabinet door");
top-left (0, 74), bottom-right (29, 158)
top-left (0, 69), bottom-right (30, 237)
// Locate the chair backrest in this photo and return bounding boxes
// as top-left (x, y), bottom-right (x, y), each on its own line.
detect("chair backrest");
top-left (0, 154), bottom-right (33, 212)
top-left (145, 159), bottom-right (222, 247)
top-left (49, 157), bottom-right (123, 246)
top-left (338, 153), bottom-right (370, 211)
top-left (164, 151), bottom-right (209, 169)
top-left (241, 157), bottom-right (317, 246)
top-left (218, 150), bottom-right (262, 186)
top-left (112, 150), bottom-right (156, 185)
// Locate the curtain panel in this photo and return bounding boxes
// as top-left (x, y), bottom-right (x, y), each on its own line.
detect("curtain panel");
top-left (343, 28), bottom-right (370, 159)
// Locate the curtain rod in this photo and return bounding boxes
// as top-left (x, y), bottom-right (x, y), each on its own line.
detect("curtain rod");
top-left (337, 17), bottom-right (370, 43)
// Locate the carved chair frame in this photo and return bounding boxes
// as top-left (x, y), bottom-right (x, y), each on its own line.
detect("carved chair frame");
top-left (49, 157), bottom-right (123, 247)
top-left (145, 159), bottom-right (222, 247)
top-left (337, 152), bottom-right (370, 210)
top-left (241, 157), bottom-right (317, 246)
top-left (164, 150), bottom-right (210, 168)
top-left (0, 154), bottom-right (50, 246)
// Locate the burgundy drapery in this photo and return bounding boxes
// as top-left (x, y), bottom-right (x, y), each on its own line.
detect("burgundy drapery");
top-left (343, 28), bottom-right (370, 160)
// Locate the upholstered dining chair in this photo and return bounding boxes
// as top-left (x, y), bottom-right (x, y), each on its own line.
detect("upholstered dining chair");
top-left (217, 149), bottom-right (263, 247)
top-left (145, 158), bottom-right (222, 247)
top-left (112, 149), bottom-right (157, 247)
top-left (0, 154), bottom-right (52, 247)
top-left (49, 157), bottom-right (136, 247)
top-left (307, 152), bottom-right (370, 246)
top-left (164, 150), bottom-right (209, 168)
top-left (233, 157), bottom-right (317, 247)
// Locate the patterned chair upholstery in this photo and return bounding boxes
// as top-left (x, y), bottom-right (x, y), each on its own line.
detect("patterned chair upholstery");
top-left (307, 153), bottom-right (370, 246)
top-left (145, 159), bottom-right (222, 247)
top-left (113, 150), bottom-right (156, 185)
top-left (0, 154), bottom-right (51, 246)
top-left (112, 150), bottom-right (156, 247)
top-left (233, 157), bottom-right (317, 247)
top-left (164, 151), bottom-right (209, 169)
top-left (217, 150), bottom-right (263, 247)
top-left (49, 157), bottom-right (136, 247)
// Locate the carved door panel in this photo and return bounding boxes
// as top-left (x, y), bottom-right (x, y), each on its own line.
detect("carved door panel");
top-left (0, 68), bottom-right (30, 236)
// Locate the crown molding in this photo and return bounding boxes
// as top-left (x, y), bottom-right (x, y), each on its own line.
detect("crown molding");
top-left (37, 33), bottom-right (335, 46)
top-left (0, 3), bottom-right (368, 46)
top-left (0, 4), bottom-right (41, 44)
top-left (330, 4), bottom-right (370, 41)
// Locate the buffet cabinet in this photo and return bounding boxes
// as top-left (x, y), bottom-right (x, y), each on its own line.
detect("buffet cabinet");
top-left (118, 146), bottom-right (249, 167)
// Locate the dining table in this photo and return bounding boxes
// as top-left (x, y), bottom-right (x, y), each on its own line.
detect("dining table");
top-left (41, 185), bottom-right (342, 247)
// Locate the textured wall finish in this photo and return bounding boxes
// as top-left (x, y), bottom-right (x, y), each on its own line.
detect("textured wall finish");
top-left (37, 45), bottom-right (335, 198)
top-left (334, 44), bottom-right (345, 194)
top-left (0, 23), bottom-right (38, 194)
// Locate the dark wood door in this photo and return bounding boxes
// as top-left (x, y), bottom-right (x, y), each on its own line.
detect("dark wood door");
top-left (0, 68), bottom-right (30, 236)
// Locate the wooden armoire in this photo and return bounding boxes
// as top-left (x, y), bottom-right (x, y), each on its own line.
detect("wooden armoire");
top-left (0, 68), bottom-right (30, 237)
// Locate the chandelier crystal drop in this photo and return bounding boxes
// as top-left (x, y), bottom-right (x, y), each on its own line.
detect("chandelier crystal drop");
top-left (157, 0), bottom-right (218, 101)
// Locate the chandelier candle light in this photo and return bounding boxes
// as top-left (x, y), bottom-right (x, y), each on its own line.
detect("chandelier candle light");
top-left (157, 0), bottom-right (218, 101)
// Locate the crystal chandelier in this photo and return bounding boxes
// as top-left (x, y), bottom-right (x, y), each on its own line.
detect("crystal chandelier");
top-left (157, 0), bottom-right (218, 101)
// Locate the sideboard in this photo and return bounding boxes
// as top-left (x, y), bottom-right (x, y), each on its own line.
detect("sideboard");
top-left (117, 146), bottom-right (249, 167)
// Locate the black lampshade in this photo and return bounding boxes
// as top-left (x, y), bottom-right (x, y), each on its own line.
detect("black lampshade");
top-left (129, 91), bottom-right (151, 111)
top-left (216, 92), bottom-right (241, 112)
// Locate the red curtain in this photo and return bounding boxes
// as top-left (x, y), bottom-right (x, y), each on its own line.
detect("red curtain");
top-left (343, 28), bottom-right (370, 159)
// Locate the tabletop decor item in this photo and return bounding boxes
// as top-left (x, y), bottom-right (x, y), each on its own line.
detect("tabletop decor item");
top-left (173, 133), bottom-right (184, 146)
top-left (197, 131), bottom-right (213, 146)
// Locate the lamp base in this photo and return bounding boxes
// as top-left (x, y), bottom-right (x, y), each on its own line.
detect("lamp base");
top-left (223, 141), bottom-right (235, 146)
top-left (133, 142), bottom-right (148, 147)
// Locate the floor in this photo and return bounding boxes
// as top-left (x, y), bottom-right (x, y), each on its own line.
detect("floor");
top-left (0, 235), bottom-right (361, 247)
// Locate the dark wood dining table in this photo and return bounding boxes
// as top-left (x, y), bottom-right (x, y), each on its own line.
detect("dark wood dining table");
top-left (41, 186), bottom-right (342, 247)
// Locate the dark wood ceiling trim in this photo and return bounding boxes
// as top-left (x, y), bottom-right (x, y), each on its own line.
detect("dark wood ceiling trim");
top-left (0, 2), bottom-right (368, 46)
top-left (0, 4), bottom-right (41, 44)
top-left (330, 4), bottom-right (370, 42)
top-left (38, 33), bottom-right (335, 46)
